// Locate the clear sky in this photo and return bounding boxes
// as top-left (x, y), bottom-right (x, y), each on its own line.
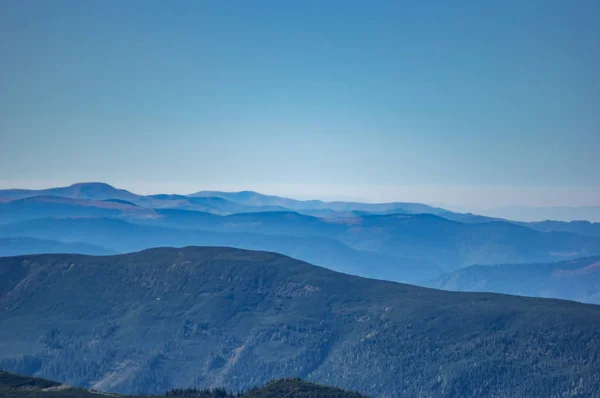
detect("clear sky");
top-left (1, 0), bottom-right (599, 209)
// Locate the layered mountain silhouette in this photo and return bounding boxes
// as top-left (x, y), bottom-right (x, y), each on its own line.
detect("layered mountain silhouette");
top-left (0, 196), bottom-right (156, 224)
top-left (428, 256), bottom-right (600, 304)
top-left (0, 237), bottom-right (114, 257)
top-left (1, 247), bottom-right (599, 397)
top-left (524, 220), bottom-right (600, 237)
top-left (189, 189), bottom-right (448, 215)
top-left (0, 217), bottom-right (438, 282)
top-left (0, 182), bottom-right (140, 203)
top-left (2, 206), bottom-right (599, 274)
top-left (2, 182), bottom-right (600, 295)
top-left (2, 181), bottom-right (597, 224)
top-left (483, 205), bottom-right (600, 223)
top-left (3, 182), bottom-right (597, 228)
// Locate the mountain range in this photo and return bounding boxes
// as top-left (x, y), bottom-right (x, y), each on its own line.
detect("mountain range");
top-left (481, 205), bottom-right (600, 223)
top-left (0, 237), bottom-right (114, 257)
top-left (0, 183), bottom-right (445, 217)
top-left (3, 206), bottom-right (600, 281)
top-left (189, 189), bottom-right (449, 215)
top-left (3, 182), bottom-right (598, 228)
top-left (1, 247), bottom-right (600, 397)
top-left (428, 256), bottom-right (600, 304)
top-left (524, 220), bottom-right (600, 237)
top-left (0, 216), bottom-right (439, 282)
top-left (2, 182), bottom-right (600, 293)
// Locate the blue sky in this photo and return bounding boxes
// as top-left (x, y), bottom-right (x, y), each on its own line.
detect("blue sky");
top-left (1, 0), bottom-right (598, 208)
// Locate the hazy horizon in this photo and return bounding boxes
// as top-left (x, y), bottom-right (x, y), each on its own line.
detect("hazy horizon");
top-left (1, 180), bottom-right (599, 216)
top-left (2, 0), bottom-right (599, 211)
top-left (3, 2), bottom-right (600, 396)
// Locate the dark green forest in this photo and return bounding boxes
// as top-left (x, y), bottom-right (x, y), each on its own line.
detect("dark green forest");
top-left (1, 371), bottom-right (365, 398)
top-left (1, 247), bottom-right (600, 397)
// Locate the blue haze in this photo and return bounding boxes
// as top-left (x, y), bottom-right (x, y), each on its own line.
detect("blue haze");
top-left (1, 0), bottom-right (598, 207)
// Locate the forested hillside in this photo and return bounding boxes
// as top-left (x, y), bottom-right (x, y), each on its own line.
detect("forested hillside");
top-left (0, 371), bottom-right (365, 398)
top-left (428, 256), bottom-right (600, 304)
top-left (1, 247), bottom-right (599, 397)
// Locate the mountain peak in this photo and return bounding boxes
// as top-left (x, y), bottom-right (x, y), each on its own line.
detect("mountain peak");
top-left (35, 182), bottom-right (142, 202)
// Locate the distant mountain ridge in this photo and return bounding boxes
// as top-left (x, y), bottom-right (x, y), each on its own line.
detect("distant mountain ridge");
top-left (428, 256), bottom-right (600, 304)
top-left (0, 237), bottom-right (114, 257)
top-left (3, 210), bottom-right (600, 277)
top-left (482, 205), bottom-right (600, 223)
top-left (0, 182), bottom-right (140, 202)
top-left (0, 195), bottom-right (157, 224)
top-left (524, 220), bottom-right (600, 236)
top-left (0, 183), bottom-right (449, 217)
top-left (2, 182), bottom-right (598, 225)
top-left (1, 247), bottom-right (600, 397)
top-left (0, 216), bottom-right (441, 282)
top-left (189, 189), bottom-right (448, 215)
top-left (3, 182), bottom-right (600, 293)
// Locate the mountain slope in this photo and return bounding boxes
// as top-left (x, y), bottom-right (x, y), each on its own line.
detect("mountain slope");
top-left (144, 195), bottom-right (290, 214)
top-left (189, 190), bottom-right (447, 214)
top-left (482, 206), bottom-right (600, 223)
top-left (0, 183), bottom-right (141, 202)
top-left (2, 183), bottom-right (600, 277)
top-left (0, 237), bottom-right (114, 257)
top-left (2, 184), bottom-right (414, 216)
top-left (0, 370), bottom-right (101, 398)
top-left (1, 247), bottom-right (599, 397)
top-left (0, 217), bottom-right (440, 282)
top-left (428, 256), bottom-right (600, 304)
top-left (525, 220), bottom-right (600, 237)
top-left (3, 209), bottom-right (600, 276)
top-left (0, 371), bottom-right (366, 398)
top-left (0, 183), bottom-right (447, 217)
top-left (0, 196), bottom-right (156, 224)
top-left (335, 214), bottom-right (600, 270)
top-left (0, 184), bottom-right (290, 216)
top-left (132, 211), bottom-right (600, 271)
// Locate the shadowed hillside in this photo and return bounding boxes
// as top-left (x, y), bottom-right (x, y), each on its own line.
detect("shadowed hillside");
top-left (3, 183), bottom-right (600, 280)
top-left (524, 220), bottom-right (600, 237)
top-left (428, 256), bottom-right (600, 304)
top-left (0, 217), bottom-right (440, 282)
top-left (0, 371), bottom-right (365, 398)
top-left (0, 237), bottom-right (114, 257)
top-left (0, 183), bottom-right (140, 203)
top-left (3, 211), bottom-right (600, 278)
top-left (189, 190), bottom-right (447, 214)
top-left (1, 247), bottom-right (599, 397)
